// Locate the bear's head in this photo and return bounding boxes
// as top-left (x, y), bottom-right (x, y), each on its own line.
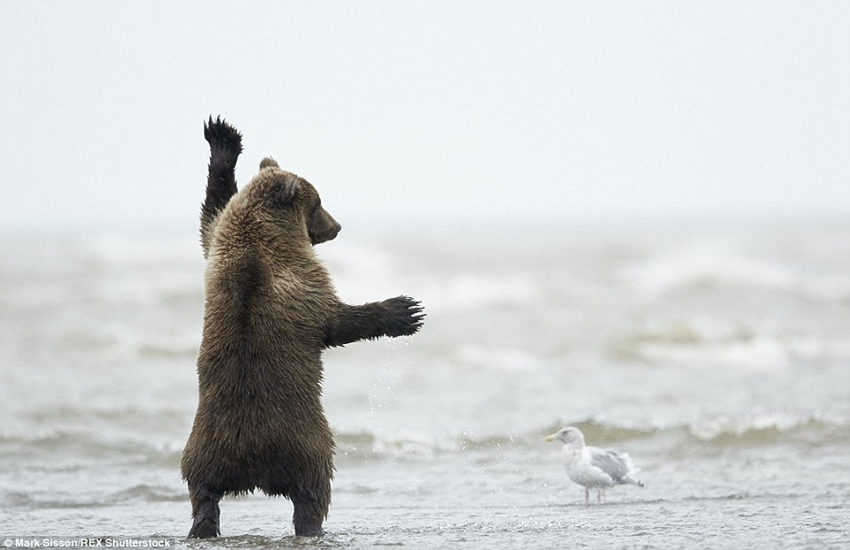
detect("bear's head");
top-left (238, 157), bottom-right (341, 246)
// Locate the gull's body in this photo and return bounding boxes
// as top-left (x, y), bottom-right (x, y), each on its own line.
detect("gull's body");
top-left (545, 426), bottom-right (644, 504)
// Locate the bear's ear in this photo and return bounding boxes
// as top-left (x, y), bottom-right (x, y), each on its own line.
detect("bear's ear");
top-left (272, 179), bottom-right (299, 208)
top-left (260, 157), bottom-right (280, 169)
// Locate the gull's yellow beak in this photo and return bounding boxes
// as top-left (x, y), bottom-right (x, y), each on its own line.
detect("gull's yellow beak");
top-left (544, 434), bottom-right (557, 442)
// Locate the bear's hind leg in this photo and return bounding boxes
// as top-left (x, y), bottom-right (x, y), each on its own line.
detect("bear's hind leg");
top-left (291, 484), bottom-right (329, 537)
top-left (187, 485), bottom-right (222, 538)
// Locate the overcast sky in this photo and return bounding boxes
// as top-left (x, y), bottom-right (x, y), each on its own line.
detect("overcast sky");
top-left (1, 1), bottom-right (848, 232)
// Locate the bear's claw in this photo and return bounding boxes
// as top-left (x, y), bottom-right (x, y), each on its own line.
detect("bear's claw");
top-left (204, 116), bottom-right (243, 156)
top-left (384, 295), bottom-right (425, 337)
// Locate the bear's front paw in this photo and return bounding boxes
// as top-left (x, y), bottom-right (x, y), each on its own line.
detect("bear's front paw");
top-left (204, 116), bottom-right (243, 155)
top-left (382, 296), bottom-right (425, 337)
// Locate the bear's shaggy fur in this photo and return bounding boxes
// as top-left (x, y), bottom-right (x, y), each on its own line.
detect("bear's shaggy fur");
top-left (181, 117), bottom-right (424, 538)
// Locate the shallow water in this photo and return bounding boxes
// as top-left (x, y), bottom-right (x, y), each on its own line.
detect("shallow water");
top-left (1, 221), bottom-right (849, 548)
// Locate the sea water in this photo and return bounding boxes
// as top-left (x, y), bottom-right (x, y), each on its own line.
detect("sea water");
top-left (1, 220), bottom-right (848, 549)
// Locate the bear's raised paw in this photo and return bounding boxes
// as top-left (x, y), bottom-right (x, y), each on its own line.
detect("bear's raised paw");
top-left (381, 295), bottom-right (425, 338)
top-left (204, 116), bottom-right (243, 156)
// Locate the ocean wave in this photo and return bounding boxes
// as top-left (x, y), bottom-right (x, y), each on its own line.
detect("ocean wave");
top-left (0, 428), bottom-right (185, 468)
top-left (615, 335), bottom-right (791, 370)
top-left (0, 491), bottom-right (110, 510)
top-left (4, 414), bottom-right (845, 472)
top-left (2, 484), bottom-right (186, 510)
top-left (623, 238), bottom-right (850, 302)
top-left (109, 484), bottom-right (186, 503)
top-left (625, 244), bottom-right (796, 295)
top-left (607, 318), bottom-right (849, 369)
top-left (549, 414), bottom-right (850, 448)
top-left (686, 413), bottom-right (850, 446)
top-left (334, 413), bottom-right (850, 461)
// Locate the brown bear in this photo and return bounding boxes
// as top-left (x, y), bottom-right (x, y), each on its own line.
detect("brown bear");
top-left (181, 117), bottom-right (424, 538)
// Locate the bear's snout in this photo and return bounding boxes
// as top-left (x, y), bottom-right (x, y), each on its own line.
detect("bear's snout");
top-left (309, 209), bottom-right (341, 245)
top-left (322, 219), bottom-right (342, 242)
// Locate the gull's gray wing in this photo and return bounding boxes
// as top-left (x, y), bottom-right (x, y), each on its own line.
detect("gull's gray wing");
top-left (588, 448), bottom-right (633, 485)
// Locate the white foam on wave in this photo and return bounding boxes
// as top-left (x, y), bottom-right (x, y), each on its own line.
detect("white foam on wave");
top-left (2, 232), bottom-right (204, 308)
top-left (623, 232), bottom-right (850, 303)
top-left (687, 410), bottom-right (849, 442)
top-left (617, 311), bottom-right (850, 369)
top-left (625, 240), bottom-right (797, 296)
top-left (639, 335), bottom-right (790, 370)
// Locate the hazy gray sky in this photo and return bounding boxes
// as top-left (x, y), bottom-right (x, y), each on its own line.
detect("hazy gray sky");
top-left (1, 1), bottom-right (848, 231)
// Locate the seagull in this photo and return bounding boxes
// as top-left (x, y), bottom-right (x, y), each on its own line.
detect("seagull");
top-left (545, 426), bottom-right (644, 504)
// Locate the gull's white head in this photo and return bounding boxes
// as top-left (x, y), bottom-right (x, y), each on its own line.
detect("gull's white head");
top-left (544, 426), bottom-right (586, 446)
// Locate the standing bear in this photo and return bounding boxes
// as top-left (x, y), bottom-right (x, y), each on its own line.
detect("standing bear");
top-left (181, 117), bottom-right (424, 538)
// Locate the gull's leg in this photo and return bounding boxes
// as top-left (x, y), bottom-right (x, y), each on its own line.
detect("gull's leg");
top-left (584, 487), bottom-right (590, 504)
